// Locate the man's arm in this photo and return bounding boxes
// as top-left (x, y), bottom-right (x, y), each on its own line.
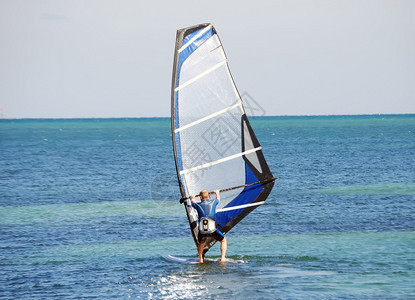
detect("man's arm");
top-left (190, 195), bottom-right (196, 206)
top-left (214, 189), bottom-right (221, 202)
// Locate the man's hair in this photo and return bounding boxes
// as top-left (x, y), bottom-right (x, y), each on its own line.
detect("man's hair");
top-left (199, 190), bottom-right (209, 200)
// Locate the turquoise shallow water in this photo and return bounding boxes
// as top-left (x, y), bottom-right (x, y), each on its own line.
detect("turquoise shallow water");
top-left (1, 115), bottom-right (414, 298)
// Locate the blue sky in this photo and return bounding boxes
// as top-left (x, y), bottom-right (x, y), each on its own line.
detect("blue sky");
top-left (1, 0), bottom-right (414, 118)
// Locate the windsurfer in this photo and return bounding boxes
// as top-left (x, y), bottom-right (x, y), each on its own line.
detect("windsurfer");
top-left (190, 189), bottom-right (227, 263)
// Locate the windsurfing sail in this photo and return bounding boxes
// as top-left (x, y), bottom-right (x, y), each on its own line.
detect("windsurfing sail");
top-left (171, 23), bottom-right (275, 253)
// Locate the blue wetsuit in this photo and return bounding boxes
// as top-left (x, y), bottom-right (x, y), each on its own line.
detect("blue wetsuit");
top-left (192, 198), bottom-right (225, 241)
top-left (192, 198), bottom-right (219, 219)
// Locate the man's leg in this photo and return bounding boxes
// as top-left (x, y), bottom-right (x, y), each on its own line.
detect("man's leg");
top-left (197, 241), bottom-right (204, 263)
top-left (220, 237), bottom-right (227, 262)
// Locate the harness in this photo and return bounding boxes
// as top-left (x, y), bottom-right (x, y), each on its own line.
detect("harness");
top-left (198, 217), bottom-right (217, 234)
top-left (193, 198), bottom-right (218, 235)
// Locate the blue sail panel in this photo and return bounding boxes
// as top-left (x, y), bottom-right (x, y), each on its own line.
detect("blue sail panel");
top-left (215, 163), bottom-right (262, 227)
top-left (215, 184), bottom-right (263, 228)
top-left (245, 161), bottom-right (259, 185)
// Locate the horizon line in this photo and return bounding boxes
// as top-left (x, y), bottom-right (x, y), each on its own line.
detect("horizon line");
top-left (1, 113), bottom-right (414, 120)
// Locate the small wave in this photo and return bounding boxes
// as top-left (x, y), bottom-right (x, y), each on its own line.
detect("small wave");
top-left (0, 200), bottom-right (183, 226)
top-left (317, 182), bottom-right (415, 195)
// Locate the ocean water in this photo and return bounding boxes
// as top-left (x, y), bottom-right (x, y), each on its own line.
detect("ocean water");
top-left (1, 115), bottom-right (414, 299)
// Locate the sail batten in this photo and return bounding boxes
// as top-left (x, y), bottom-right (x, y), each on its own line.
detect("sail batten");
top-left (217, 201), bottom-right (265, 213)
top-left (174, 60), bottom-right (227, 91)
top-left (174, 102), bottom-right (242, 133)
top-left (179, 147), bottom-right (262, 175)
top-left (171, 23), bottom-right (275, 253)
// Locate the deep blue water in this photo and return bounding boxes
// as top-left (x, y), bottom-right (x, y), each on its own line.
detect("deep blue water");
top-left (1, 115), bottom-right (414, 299)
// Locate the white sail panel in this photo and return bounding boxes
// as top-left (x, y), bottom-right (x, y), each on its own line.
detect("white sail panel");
top-left (179, 34), bottom-right (225, 84)
top-left (178, 105), bottom-right (244, 168)
top-left (177, 66), bottom-right (241, 128)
